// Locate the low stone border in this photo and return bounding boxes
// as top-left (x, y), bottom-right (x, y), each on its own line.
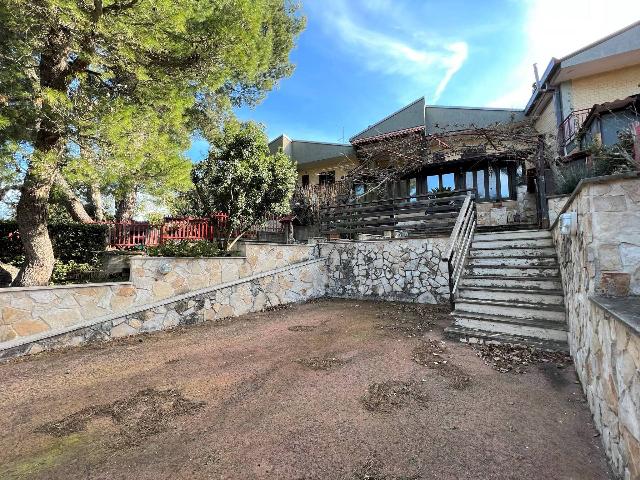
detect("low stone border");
top-left (0, 258), bottom-right (327, 360)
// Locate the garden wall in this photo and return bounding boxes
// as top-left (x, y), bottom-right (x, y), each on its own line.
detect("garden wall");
top-left (130, 242), bottom-right (316, 304)
top-left (0, 242), bottom-right (317, 345)
top-left (552, 173), bottom-right (640, 479)
top-left (0, 258), bottom-right (327, 360)
top-left (320, 237), bottom-right (450, 304)
top-left (547, 194), bottom-right (570, 226)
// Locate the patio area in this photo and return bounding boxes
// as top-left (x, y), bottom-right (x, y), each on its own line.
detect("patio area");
top-left (0, 299), bottom-right (611, 480)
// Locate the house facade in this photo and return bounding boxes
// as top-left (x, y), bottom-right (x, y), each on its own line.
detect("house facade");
top-left (270, 20), bottom-right (640, 230)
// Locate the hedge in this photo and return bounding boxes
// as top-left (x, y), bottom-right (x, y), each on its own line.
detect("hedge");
top-left (0, 221), bottom-right (108, 265)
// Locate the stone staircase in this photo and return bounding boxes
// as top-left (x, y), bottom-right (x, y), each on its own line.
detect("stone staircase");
top-left (445, 228), bottom-right (568, 351)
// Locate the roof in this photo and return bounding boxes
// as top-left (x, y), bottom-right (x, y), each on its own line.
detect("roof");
top-left (349, 97), bottom-right (425, 142)
top-left (268, 136), bottom-right (355, 165)
top-left (424, 105), bottom-right (524, 134)
top-left (580, 94), bottom-right (640, 130)
top-left (525, 21), bottom-right (640, 115)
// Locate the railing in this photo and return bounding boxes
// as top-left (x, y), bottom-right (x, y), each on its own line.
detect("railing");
top-left (319, 189), bottom-right (474, 238)
top-left (557, 108), bottom-right (591, 153)
top-left (104, 213), bottom-right (287, 249)
top-left (444, 193), bottom-right (476, 308)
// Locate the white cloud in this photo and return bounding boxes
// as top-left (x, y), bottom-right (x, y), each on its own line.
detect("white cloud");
top-left (487, 0), bottom-right (640, 108)
top-left (309, 0), bottom-right (468, 103)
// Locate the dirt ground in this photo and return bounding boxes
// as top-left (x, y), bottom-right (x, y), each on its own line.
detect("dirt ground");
top-left (0, 299), bottom-right (611, 480)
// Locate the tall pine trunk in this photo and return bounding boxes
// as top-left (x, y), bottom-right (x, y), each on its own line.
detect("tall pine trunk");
top-left (115, 189), bottom-right (137, 222)
top-left (14, 27), bottom-right (70, 286)
top-left (14, 162), bottom-right (58, 286)
top-left (90, 182), bottom-right (105, 221)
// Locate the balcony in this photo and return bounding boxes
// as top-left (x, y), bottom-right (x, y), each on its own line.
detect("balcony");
top-left (557, 108), bottom-right (591, 155)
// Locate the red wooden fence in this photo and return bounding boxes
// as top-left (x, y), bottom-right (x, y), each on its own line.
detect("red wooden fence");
top-left (104, 213), bottom-right (286, 249)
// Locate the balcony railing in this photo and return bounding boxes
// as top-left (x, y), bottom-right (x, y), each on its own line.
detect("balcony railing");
top-left (557, 108), bottom-right (591, 154)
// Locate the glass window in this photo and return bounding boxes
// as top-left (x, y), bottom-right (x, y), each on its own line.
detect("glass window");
top-left (426, 175), bottom-right (439, 193)
top-left (476, 170), bottom-right (485, 198)
top-left (441, 173), bottom-right (455, 190)
top-left (319, 170), bottom-right (335, 186)
top-left (354, 184), bottom-right (365, 197)
top-left (465, 171), bottom-right (474, 190)
top-left (488, 168), bottom-right (497, 200)
top-left (500, 167), bottom-right (510, 199)
top-left (409, 178), bottom-right (417, 202)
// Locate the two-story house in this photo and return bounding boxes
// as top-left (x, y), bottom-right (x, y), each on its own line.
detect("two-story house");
top-left (270, 20), bottom-right (640, 230)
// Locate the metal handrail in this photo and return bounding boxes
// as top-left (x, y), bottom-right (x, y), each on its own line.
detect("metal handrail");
top-left (445, 193), bottom-right (477, 308)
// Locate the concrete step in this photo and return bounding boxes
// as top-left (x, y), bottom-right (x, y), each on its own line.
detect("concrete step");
top-left (444, 324), bottom-right (569, 352)
top-left (472, 238), bottom-right (554, 249)
top-left (454, 298), bottom-right (566, 322)
top-left (460, 276), bottom-right (563, 291)
top-left (450, 311), bottom-right (568, 342)
top-left (465, 265), bottom-right (560, 278)
top-left (474, 229), bottom-right (552, 241)
top-left (470, 247), bottom-right (557, 258)
top-left (468, 256), bottom-right (558, 267)
top-left (457, 286), bottom-right (564, 305)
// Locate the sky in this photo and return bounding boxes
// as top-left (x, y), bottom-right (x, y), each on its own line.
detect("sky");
top-left (188, 0), bottom-right (640, 160)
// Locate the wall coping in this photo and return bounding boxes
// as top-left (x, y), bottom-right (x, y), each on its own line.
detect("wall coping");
top-left (129, 256), bottom-right (246, 261)
top-left (0, 281), bottom-right (132, 294)
top-left (0, 257), bottom-right (326, 353)
top-left (550, 172), bottom-right (640, 230)
top-left (323, 236), bottom-right (447, 245)
top-left (546, 193), bottom-right (571, 200)
top-left (590, 295), bottom-right (640, 336)
top-left (241, 241), bottom-right (315, 248)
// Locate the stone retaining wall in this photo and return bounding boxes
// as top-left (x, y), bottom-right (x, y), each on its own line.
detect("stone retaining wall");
top-left (320, 237), bottom-right (450, 304)
top-left (1, 259), bottom-right (327, 359)
top-left (0, 243), bottom-right (317, 344)
top-left (552, 174), bottom-right (640, 479)
top-left (0, 282), bottom-right (137, 343)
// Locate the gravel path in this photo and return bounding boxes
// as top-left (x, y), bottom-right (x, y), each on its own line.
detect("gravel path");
top-left (0, 299), bottom-right (611, 479)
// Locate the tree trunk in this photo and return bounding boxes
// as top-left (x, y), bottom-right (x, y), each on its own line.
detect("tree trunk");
top-left (54, 172), bottom-right (95, 223)
top-left (14, 166), bottom-right (57, 286)
top-left (13, 26), bottom-right (72, 286)
top-left (90, 182), bottom-right (105, 221)
top-left (115, 189), bottom-right (137, 222)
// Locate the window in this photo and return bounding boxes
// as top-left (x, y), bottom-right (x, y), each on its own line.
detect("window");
top-left (301, 174), bottom-right (309, 187)
top-left (318, 170), bottom-right (335, 186)
top-left (426, 175), bottom-right (439, 192)
top-left (476, 170), bottom-right (485, 198)
top-left (488, 168), bottom-right (497, 200)
top-left (354, 184), bottom-right (365, 197)
top-left (441, 173), bottom-right (455, 190)
top-left (499, 167), bottom-right (510, 199)
top-left (409, 178), bottom-right (417, 202)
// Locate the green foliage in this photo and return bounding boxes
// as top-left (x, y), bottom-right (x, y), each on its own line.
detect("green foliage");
top-left (190, 121), bottom-right (297, 248)
top-left (553, 130), bottom-right (636, 195)
top-left (145, 240), bottom-right (232, 257)
top-left (0, 221), bottom-right (108, 264)
top-left (0, 0), bottom-right (305, 218)
top-left (50, 260), bottom-right (97, 285)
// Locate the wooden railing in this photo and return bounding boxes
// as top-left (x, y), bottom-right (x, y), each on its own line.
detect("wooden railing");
top-left (319, 189), bottom-right (474, 237)
top-left (104, 213), bottom-right (287, 249)
top-left (444, 193), bottom-right (477, 308)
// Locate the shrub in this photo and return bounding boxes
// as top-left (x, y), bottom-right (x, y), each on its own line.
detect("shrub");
top-left (0, 221), bottom-right (108, 265)
top-left (145, 240), bottom-right (234, 257)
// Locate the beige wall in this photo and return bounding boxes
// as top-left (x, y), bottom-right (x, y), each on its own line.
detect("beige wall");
top-left (534, 101), bottom-right (558, 153)
top-left (570, 64), bottom-right (640, 112)
top-left (297, 157), bottom-right (356, 186)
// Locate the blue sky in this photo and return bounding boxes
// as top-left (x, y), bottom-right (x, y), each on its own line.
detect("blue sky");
top-left (188, 0), bottom-right (640, 160)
